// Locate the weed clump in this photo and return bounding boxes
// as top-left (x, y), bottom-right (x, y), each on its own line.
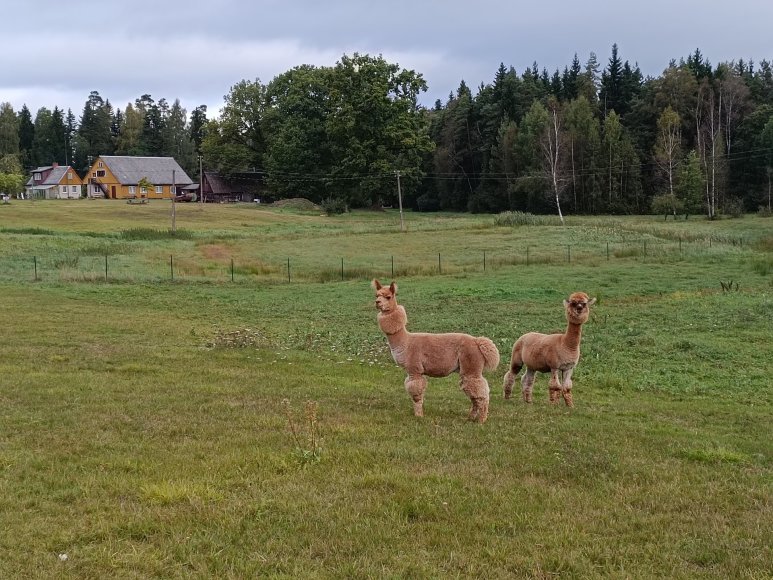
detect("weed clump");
top-left (281, 399), bottom-right (322, 465)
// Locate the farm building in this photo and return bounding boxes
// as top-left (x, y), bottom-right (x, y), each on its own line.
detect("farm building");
top-left (25, 163), bottom-right (83, 199)
top-left (201, 171), bottom-right (263, 203)
top-left (85, 156), bottom-right (193, 200)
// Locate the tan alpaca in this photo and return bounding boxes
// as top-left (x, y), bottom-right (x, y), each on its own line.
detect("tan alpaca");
top-left (503, 292), bottom-right (596, 407)
top-left (373, 280), bottom-right (500, 423)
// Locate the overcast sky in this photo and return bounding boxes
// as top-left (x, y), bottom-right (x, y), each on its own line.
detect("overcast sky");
top-left (3, 0), bottom-right (772, 120)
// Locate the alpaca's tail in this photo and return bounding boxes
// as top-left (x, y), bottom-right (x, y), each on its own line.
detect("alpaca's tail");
top-left (475, 337), bottom-right (500, 372)
top-left (502, 339), bottom-right (524, 399)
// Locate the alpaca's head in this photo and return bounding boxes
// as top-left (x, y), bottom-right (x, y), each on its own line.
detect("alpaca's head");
top-left (564, 292), bottom-right (596, 324)
top-left (372, 279), bottom-right (398, 313)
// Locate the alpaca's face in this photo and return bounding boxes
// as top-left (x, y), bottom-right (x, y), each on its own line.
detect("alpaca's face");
top-left (373, 280), bottom-right (398, 313)
top-left (564, 292), bottom-right (596, 324)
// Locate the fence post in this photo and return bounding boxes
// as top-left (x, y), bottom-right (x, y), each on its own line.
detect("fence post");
top-left (341, 257), bottom-right (344, 281)
top-left (391, 255), bottom-right (394, 278)
top-left (34, 256), bottom-right (37, 281)
top-left (567, 245), bottom-right (571, 263)
top-left (105, 254), bottom-right (108, 282)
top-left (606, 242), bottom-right (610, 260)
top-left (438, 253), bottom-right (442, 274)
top-left (170, 255), bottom-right (174, 281)
top-left (287, 258), bottom-right (291, 283)
top-left (231, 258), bottom-right (234, 282)
top-left (679, 237), bottom-right (682, 255)
top-left (483, 250), bottom-right (486, 272)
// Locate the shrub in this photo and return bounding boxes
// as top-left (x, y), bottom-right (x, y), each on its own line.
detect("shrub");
top-left (757, 205), bottom-right (772, 217)
top-left (320, 197), bottom-right (348, 215)
top-left (723, 197), bottom-right (745, 218)
top-left (650, 194), bottom-right (684, 218)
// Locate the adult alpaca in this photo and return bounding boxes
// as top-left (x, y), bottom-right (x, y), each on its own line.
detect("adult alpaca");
top-left (503, 292), bottom-right (596, 407)
top-left (373, 280), bottom-right (500, 423)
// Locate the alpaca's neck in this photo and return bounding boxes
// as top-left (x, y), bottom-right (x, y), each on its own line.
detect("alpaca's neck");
top-left (561, 321), bottom-right (583, 351)
top-left (378, 306), bottom-right (410, 348)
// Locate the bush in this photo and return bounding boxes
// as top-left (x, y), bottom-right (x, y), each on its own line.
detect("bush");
top-left (650, 194), bottom-right (684, 218)
top-left (723, 197), bottom-right (745, 218)
top-left (757, 205), bottom-right (772, 217)
top-left (320, 197), bottom-right (348, 215)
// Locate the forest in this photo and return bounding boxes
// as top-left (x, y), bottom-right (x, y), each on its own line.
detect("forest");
top-left (1, 45), bottom-right (772, 217)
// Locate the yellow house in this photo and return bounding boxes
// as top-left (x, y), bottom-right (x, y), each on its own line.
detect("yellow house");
top-left (25, 163), bottom-right (84, 199)
top-left (85, 156), bottom-right (194, 200)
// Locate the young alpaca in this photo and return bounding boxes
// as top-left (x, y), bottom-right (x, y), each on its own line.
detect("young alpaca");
top-left (503, 292), bottom-right (596, 407)
top-left (373, 280), bottom-right (500, 423)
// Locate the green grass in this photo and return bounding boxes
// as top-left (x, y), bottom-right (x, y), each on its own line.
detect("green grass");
top-left (0, 201), bottom-right (771, 578)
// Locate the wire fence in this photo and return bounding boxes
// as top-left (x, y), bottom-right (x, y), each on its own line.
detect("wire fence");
top-left (0, 235), bottom-right (750, 285)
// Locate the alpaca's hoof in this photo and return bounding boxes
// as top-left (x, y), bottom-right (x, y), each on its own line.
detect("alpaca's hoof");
top-left (504, 392), bottom-right (512, 400)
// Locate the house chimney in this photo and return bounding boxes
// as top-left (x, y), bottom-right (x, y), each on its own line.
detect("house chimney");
top-left (52, 162), bottom-right (59, 168)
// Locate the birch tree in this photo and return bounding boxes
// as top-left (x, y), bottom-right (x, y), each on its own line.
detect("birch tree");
top-left (540, 98), bottom-right (567, 224)
top-left (653, 106), bottom-right (682, 214)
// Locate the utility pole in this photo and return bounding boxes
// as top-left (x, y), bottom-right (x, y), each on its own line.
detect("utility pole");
top-left (396, 170), bottom-right (405, 232)
top-left (171, 169), bottom-right (177, 234)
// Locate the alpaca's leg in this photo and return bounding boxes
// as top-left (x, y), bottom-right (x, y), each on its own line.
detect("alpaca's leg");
top-left (404, 374), bottom-right (427, 417)
top-left (560, 368), bottom-right (574, 407)
top-left (521, 369), bottom-right (536, 403)
top-left (548, 370), bottom-right (561, 404)
top-left (503, 342), bottom-right (524, 399)
top-left (461, 375), bottom-right (490, 423)
top-left (503, 369), bottom-right (516, 399)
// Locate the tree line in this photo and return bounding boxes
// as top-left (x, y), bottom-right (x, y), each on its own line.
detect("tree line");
top-left (1, 46), bottom-right (772, 217)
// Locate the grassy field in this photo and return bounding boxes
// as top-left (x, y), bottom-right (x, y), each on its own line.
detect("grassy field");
top-left (0, 200), bottom-right (771, 578)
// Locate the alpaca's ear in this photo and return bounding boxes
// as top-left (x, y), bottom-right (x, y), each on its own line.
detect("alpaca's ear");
top-left (389, 281), bottom-right (397, 294)
top-left (372, 279), bottom-right (382, 290)
top-left (588, 297), bottom-right (597, 306)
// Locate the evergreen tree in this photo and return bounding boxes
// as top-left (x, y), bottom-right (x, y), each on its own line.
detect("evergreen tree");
top-left (64, 109), bottom-right (76, 167)
top-left (75, 91), bottom-right (114, 172)
top-left (31, 107), bottom-right (66, 166)
top-left (600, 43), bottom-right (624, 116)
top-left (18, 105), bottom-right (34, 168)
top-left (162, 99), bottom-right (195, 173)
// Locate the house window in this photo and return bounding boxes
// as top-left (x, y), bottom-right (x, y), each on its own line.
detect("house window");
top-left (98, 161), bottom-right (103, 168)
top-left (34, 172), bottom-right (41, 181)
top-left (68, 172), bottom-right (73, 180)
top-left (156, 186), bottom-right (163, 194)
top-left (61, 186), bottom-right (67, 194)
top-left (97, 170), bottom-right (106, 177)
top-left (72, 186), bottom-right (77, 193)
top-left (92, 172), bottom-right (97, 178)
top-left (140, 186), bottom-right (147, 194)
top-left (129, 186), bottom-right (136, 194)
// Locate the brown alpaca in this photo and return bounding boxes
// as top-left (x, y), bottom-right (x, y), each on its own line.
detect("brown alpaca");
top-left (372, 280), bottom-right (500, 423)
top-left (502, 292), bottom-right (596, 407)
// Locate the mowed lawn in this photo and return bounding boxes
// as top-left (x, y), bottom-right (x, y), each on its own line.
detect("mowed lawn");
top-left (0, 201), bottom-right (771, 578)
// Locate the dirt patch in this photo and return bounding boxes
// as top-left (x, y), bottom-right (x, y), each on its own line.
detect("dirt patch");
top-left (200, 244), bottom-right (232, 262)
